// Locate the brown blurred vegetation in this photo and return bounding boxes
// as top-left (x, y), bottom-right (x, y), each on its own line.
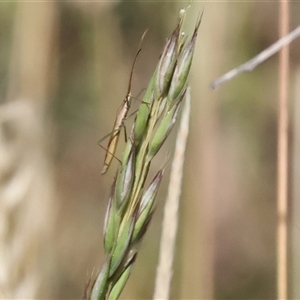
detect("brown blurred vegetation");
top-left (1, 1), bottom-right (300, 299)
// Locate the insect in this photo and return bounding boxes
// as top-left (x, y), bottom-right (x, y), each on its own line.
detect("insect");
top-left (100, 46), bottom-right (143, 175)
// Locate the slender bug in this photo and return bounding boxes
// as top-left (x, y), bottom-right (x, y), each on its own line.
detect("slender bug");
top-left (100, 33), bottom-right (146, 174)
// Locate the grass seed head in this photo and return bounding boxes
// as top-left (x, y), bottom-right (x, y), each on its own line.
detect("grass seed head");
top-left (148, 89), bottom-right (186, 159)
top-left (88, 7), bottom-right (201, 300)
top-left (155, 24), bottom-right (180, 97)
top-left (134, 75), bottom-right (155, 143)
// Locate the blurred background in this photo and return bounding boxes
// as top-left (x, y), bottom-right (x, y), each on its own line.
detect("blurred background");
top-left (0, 1), bottom-right (300, 299)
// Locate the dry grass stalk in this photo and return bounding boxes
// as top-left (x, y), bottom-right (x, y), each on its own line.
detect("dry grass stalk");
top-left (85, 8), bottom-right (201, 300)
top-left (277, 1), bottom-right (290, 299)
top-left (153, 87), bottom-right (191, 300)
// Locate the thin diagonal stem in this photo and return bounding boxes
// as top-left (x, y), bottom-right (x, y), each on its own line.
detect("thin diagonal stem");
top-left (211, 24), bottom-right (299, 90)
